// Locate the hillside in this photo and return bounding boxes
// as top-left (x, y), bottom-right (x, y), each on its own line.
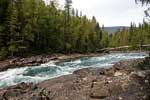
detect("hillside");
top-left (104, 26), bottom-right (129, 34)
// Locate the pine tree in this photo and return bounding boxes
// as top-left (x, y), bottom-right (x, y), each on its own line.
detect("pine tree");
top-left (63, 0), bottom-right (72, 52)
top-left (0, 0), bottom-right (109, 58)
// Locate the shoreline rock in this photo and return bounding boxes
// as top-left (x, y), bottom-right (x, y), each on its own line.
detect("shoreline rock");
top-left (0, 51), bottom-right (148, 72)
top-left (0, 56), bottom-right (149, 100)
top-left (0, 55), bottom-right (59, 72)
top-left (0, 53), bottom-right (109, 72)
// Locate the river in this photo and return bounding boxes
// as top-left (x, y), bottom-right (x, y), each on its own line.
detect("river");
top-left (0, 52), bottom-right (148, 88)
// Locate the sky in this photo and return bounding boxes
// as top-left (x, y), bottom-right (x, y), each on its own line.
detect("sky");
top-left (58, 0), bottom-right (147, 27)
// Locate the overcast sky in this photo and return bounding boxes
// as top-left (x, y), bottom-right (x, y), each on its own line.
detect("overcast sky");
top-left (58, 0), bottom-right (147, 26)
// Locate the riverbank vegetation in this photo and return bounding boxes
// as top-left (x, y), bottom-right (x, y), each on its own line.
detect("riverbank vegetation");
top-left (0, 0), bottom-right (104, 59)
top-left (109, 22), bottom-right (150, 49)
top-left (0, 0), bottom-right (149, 60)
top-left (109, 0), bottom-right (150, 49)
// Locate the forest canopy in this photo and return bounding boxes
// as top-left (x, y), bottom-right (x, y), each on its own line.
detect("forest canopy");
top-left (0, 0), bottom-right (149, 59)
top-left (0, 0), bottom-right (104, 59)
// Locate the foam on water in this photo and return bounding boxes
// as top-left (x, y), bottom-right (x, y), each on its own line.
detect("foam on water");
top-left (0, 52), bottom-right (148, 88)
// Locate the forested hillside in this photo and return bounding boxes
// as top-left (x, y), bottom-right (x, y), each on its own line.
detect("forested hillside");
top-left (109, 22), bottom-right (150, 48)
top-left (0, 0), bottom-right (149, 60)
top-left (104, 26), bottom-right (129, 34)
top-left (0, 0), bottom-right (104, 59)
top-left (108, 0), bottom-right (150, 48)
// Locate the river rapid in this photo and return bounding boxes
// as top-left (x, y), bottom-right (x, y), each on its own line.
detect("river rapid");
top-left (0, 53), bottom-right (148, 88)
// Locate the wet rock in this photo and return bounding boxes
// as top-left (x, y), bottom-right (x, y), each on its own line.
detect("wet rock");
top-left (0, 55), bottom-right (56, 72)
top-left (0, 56), bottom-right (150, 100)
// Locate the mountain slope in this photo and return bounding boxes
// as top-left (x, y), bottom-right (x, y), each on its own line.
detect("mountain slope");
top-left (104, 26), bottom-right (129, 34)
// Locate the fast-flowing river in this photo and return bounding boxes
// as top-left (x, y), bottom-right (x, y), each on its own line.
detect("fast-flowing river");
top-left (0, 53), bottom-right (148, 88)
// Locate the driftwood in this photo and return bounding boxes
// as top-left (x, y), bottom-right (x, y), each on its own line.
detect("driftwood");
top-left (96, 45), bottom-right (150, 53)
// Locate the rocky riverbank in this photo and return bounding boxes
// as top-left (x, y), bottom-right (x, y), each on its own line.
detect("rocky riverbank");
top-left (0, 55), bottom-right (149, 100)
top-left (0, 51), bottom-right (147, 72)
top-left (0, 53), bottom-right (108, 72)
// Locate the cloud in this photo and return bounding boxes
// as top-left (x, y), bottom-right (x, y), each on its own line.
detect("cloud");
top-left (58, 0), bottom-right (147, 26)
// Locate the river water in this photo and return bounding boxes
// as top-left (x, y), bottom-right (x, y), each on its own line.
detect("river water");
top-left (0, 53), bottom-right (148, 88)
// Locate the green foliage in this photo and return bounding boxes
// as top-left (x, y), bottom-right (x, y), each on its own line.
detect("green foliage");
top-left (109, 22), bottom-right (150, 49)
top-left (0, 47), bottom-right (8, 60)
top-left (0, 0), bottom-right (149, 59)
top-left (0, 0), bottom-right (104, 59)
top-left (101, 32), bottom-right (109, 48)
